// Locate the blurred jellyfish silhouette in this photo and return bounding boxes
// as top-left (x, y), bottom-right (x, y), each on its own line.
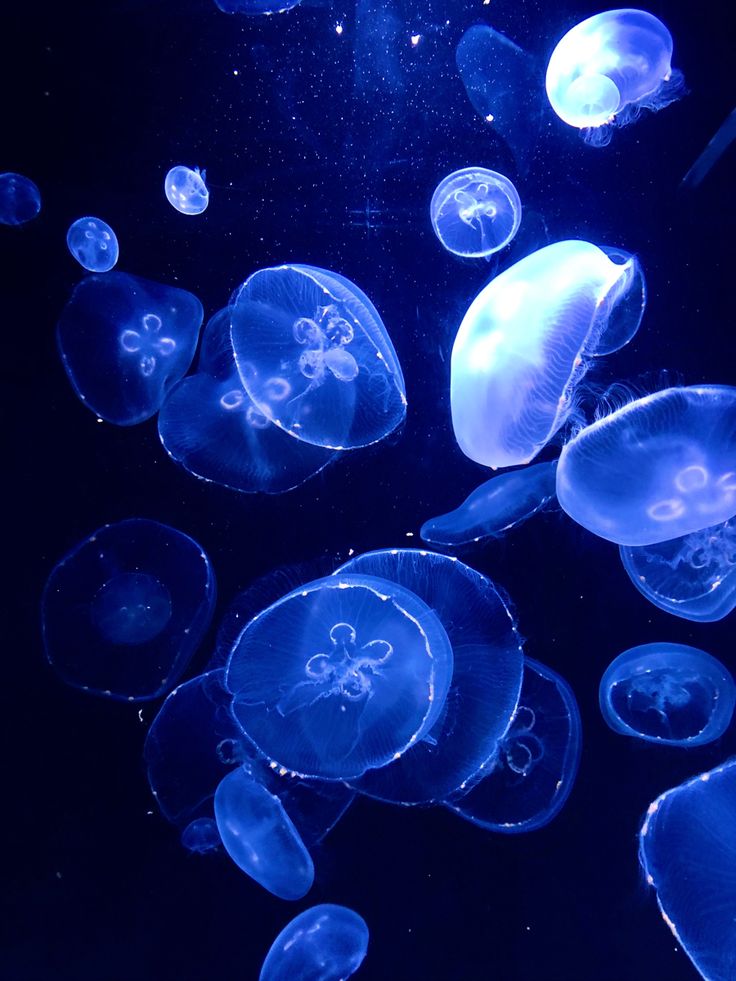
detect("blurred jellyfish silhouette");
top-left (214, 0), bottom-right (301, 11)
top-left (66, 217), bottom-right (119, 272)
top-left (557, 385), bottom-right (736, 546)
top-left (430, 168), bottom-right (521, 259)
top-left (180, 817), bottom-right (221, 854)
top-left (57, 271), bottom-right (203, 425)
top-left (599, 643), bottom-right (735, 746)
top-left (451, 240), bottom-right (645, 469)
top-left (159, 309), bottom-right (337, 493)
top-left (229, 264), bottom-right (406, 450)
top-left (546, 9), bottom-right (683, 146)
top-left (445, 658), bottom-right (582, 833)
top-left (639, 758), bottom-right (736, 981)
top-left (682, 108), bottom-right (736, 190)
top-left (164, 165), bottom-right (209, 215)
top-left (42, 519), bottom-right (216, 701)
top-left (0, 172), bottom-right (41, 225)
top-left (260, 904), bottom-right (369, 981)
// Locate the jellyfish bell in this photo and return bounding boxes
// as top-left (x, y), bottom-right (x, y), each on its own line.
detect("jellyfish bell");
top-left (0, 171), bottom-right (41, 225)
top-left (66, 216), bottom-right (119, 273)
top-left (164, 165), bottom-right (209, 215)
top-left (260, 905), bottom-right (369, 981)
top-left (430, 167), bottom-right (522, 259)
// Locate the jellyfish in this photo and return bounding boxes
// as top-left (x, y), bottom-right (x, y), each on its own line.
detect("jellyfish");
top-left (180, 817), bottom-right (221, 854)
top-left (429, 168), bottom-right (521, 259)
top-left (214, 0), bottom-right (301, 11)
top-left (57, 271), bottom-right (203, 425)
top-left (682, 107), bottom-right (736, 190)
top-left (421, 460), bottom-right (558, 546)
top-left (557, 385), bottom-right (736, 546)
top-left (158, 309), bottom-right (337, 493)
top-left (225, 574), bottom-right (454, 780)
top-left (599, 643), bottom-right (735, 747)
top-left (545, 9), bottom-right (683, 146)
top-left (334, 550), bottom-right (523, 803)
top-left (445, 658), bottom-right (582, 833)
top-left (260, 905), bottom-right (369, 981)
top-left (0, 172), bottom-right (41, 225)
top-left (229, 264), bottom-right (407, 450)
top-left (164, 165), bottom-right (209, 215)
top-left (66, 216), bottom-right (119, 273)
top-left (42, 519), bottom-right (216, 701)
top-left (639, 758), bottom-right (736, 981)
top-left (451, 240), bottom-right (645, 469)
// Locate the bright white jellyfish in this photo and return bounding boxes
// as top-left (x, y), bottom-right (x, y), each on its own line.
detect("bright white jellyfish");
top-left (164, 165), bottom-right (209, 215)
top-left (430, 167), bottom-right (522, 259)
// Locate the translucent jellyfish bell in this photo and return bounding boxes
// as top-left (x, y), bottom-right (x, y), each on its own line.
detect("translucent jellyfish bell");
top-left (451, 241), bottom-right (645, 469)
top-left (0, 172), bottom-right (41, 225)
top-left (430, 168), bottom-right (521, 259)
top-left (66, 216), bottom-right (119, 272)
top-left (557, 385), bottom-right (736, 546)
top-left (164, 165), bottom-right (209, 215)
top-left (260, 905), bottom-right (369, 981)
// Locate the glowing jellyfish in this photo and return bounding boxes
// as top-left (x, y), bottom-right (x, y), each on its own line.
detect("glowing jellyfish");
top-left (0, 172), bottom-right (41, 225)
top-left (57, 271), bottom-right (203, 425)
top-left (42, 519), bottom-right (216, 701)
top-left (335, 550), bottom-right (523, 803)
top-left (180, 817), bottom-right (221, 854)
top-left (445, 658), bottom-right (582, 833)
top-left (159, 309), bottom-right (336, 493)
top-left (545, 9), bottom-right (683, 145)
top-left (557, 385), bottom-right (736, 546)
top-left (164, 165), bottom-right (209, 215)
top-left (451, 240), bottom-right (645, 469)
top-left (421, 461), bottom-right (558, 546)
top-left (66, 216), bottom-right (119, 272)
top-left (215, 0), bottom-right (301, 11)
top-left (430, 168), bottom-right (521, 259)
top-left (225, 574), bottom-right (454, 780)
top-left (639, 758), bottom-right (736, 981)
top-left (599, 642), bottom-right (735, 746)
top-left (229, 264), bottom-right (407, 450)
top-left (260, 905), bottom-right (369, 981)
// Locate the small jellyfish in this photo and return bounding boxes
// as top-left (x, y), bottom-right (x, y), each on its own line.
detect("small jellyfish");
top-left (164, 165), bottom-right (209, 215)
top-left (260, 905), bottom-right (369, 981)
top-left (545, 9), bottom-right (683, 145)
top-left (599, 642), bottom-right (735, 746)
top-left (66, 216), bottom-right (119, 272)
top-left (430, 168), bottom-right (521, 259)
top-left (180, 817), bottom-right (221, 854)
top-left (557, 385), bottom-right (736, 546)
top-left (57, 271), bottom-right (203, 425)
top-left (42, 519), bottom-right (216, 701)
top-left (229, 264), bottom-right (407, 450)
top-left (0, 172), bottom-right (41, 225)
top-left (639, 758), bottom-right (736, 981)
top-left (215, 0), bottom-right (301, 11)
top-left (451, 240), bottom-right (645, 469)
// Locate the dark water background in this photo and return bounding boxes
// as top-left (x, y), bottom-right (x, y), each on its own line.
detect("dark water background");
top-left (3, 0), bottom-right (736, 978)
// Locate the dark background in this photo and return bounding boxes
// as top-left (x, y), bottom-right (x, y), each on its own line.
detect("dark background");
top-left (3, 0), bottom-right (735, 978)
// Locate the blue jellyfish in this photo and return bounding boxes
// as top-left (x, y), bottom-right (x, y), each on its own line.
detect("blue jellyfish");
top-left (42, 519), bottom-right (216, 701)
top-left (225, 574), bottom-right (454, 780)
top-left (335, 550), bottom-right (524, 803)
top-left (66, 216), bottom-right (119, 272)
top-left (229, 265), bottom-right (407, 450)
top-left (620, 518), bottom-right (736, 622)
top-left (429, 168), bottom-right (521, 259)
top-left (599, 643), bottom-right (735, 746)
top-left (159, 309), bottom-right (337, 493)
top-left (164, 165), bottom-right (209, 215)
top-left (451, 241), bottom-right (645, 469)
top-left (639, 758), bottom-right (736, 981)
top-left (545, 10), bottom-right (683, 146)
top-left (215, 0), bottom-right (301, 11)
top-left (180, 817), bottom-right (221, 854)
top-left (57, 271), bottom-right (203, 425)
top-left (421, 461), bottom-right (558, 546)
top-left (557, 385), bottom-right (736, 546)
top-left (444, 658), bottom-right (582, 833)
top-left (260, 905), bottom-right (369, 981)
top-left (0, 172), bottom-right (41, 225)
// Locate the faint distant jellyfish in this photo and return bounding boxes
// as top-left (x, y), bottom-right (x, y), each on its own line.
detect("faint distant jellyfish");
top-left (229, 264), bottom-right (407, 450)
top-left (0, 172), bottom-right (41, 225)
top-left (557, 385), bottom-right (736, 546)
top-left (181, 817), bottom-right (221, 854)
top-left (451, 240), bottom-right (645, 469)
top-left (164, 165), bottom-right (209, 215)
top-left (430, 168), bottom-right (521, 259)
top-left (225, 574), bottom-right (454, 780)
top-left (545, 9), bottom-right (683, 145)
top-left (260, 904), bottom-right (369, 981)
top-left (57, 271), bottom-right (203, 425)
top-left (42, 519), bottom-right (216, 701)
top-left (599, 642), bottom-right (735, 746)
top-left (620, 517), bottom-right (736, 622)
top-left (66, 216), bottom-right (119, 272)
top-left (639, 759), bottom-right (736, 981)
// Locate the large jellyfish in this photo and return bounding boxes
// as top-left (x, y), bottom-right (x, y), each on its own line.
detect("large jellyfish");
top-left (0, 172), bottom-right (41, 225)
top-left (42, 519), bottom-right (216, 701)
top-left (451, 241), bottom-right (645, 469)
top-left (429, 168), bottom-right (521, 259)
top-left (66, 216), bottom-right (119, 272)
top-left (164, 165), bottom-right (209, 215)
top-left (557, 385), bottom-right (736, 546)
top-left (229, 265), bottom-right (407, 450)
top-left (57, 272), bottom-right (203, 425)
top-left (260, 905), bottom-right (369, 981)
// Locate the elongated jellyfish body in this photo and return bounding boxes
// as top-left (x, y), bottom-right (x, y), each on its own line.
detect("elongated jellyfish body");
top-left (260, 905), bottom-right (369, 981)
